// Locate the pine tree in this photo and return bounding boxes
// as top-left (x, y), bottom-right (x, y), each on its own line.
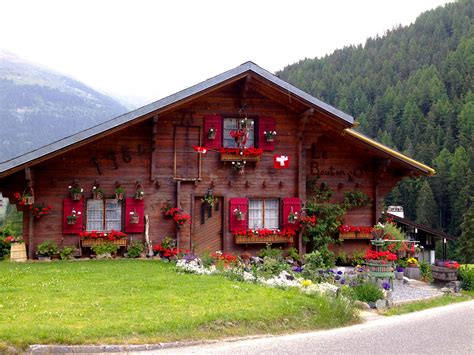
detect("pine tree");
top-left (458, 198), bottom-right (474, 263)
top-left (416, 180), bottom-right (438, 227)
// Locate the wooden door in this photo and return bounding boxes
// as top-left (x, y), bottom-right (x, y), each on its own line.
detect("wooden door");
top-left (192, 197), bottom-right (223, 254)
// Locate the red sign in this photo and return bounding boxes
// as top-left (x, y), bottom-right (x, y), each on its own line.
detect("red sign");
top-left (193, 146), bottom-right (208, 154)
top-left (274, 155), bottom-right (290, 168)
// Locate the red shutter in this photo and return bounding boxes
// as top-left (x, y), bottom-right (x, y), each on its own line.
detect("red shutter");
top-left (258, 116), bottom-right (276, 151)
top-left (229, 198), bottom-right (248, 232)
top-left (124, 198), bottom-right (145, 233)
top-left (203, 115), bottom-right (223, 149)
top-left (63, 198), bottom-right (84, 234)
top-left (282, 197), bottom-right (301, 230)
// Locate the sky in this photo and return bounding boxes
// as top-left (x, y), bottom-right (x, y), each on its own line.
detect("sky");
top-left (0, 0), bottom-right (454, 107)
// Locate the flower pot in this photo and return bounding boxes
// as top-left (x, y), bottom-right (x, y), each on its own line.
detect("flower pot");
top-left (115, 193), bottom-right (124, 201)
top-left (67, 218), bottom-right (77, 225)
top-left (395, 271), bottom-right (404, 280)
top-left (407, 263), bottom-right (418, 268)
top-left (71, 193), bottom-right (82, 201)
top-left (134, 194), bottom-right (144, 200)
top-left (130, 215), bottom-right (139, 224)
top-left (236, 213), bottom-right (245, 221)
top-left (208, 130), bottom-right (216, 140)
top-left (366, 260), bottom-right (392, 273)
top-left (432, 266), bottom-right (458, 281)
top-left (266, 137), bottom-right (274, 142)
top-left (24, 196), bottom-right (34, 205)
top-left (94, 192), bottom-right (104, 200)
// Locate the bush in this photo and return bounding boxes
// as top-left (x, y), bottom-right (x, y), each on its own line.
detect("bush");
top-left (352, 282), bottom-right (384, 303)
top-left (459, 266), bottom-right (474, 291)
top-left (59, 246), bottom-right (74, 260)
top-left (419, 261), bottom-right (433, 282)
top-left (37, 240), bottom-right (58, 257)
top-left (350, 249), bottom-right (366, 266)
top-left (258, 244), bottom-right (283, 261)
top-left (92, 243), bottom-right (118, 256)
top-left (127, 242), bottom-right (144, 258)
top-left (286, 247), bottom-right (300, 262)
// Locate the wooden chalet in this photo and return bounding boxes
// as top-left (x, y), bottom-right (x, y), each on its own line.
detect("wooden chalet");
top-left (0, 62), bottom-right (435, 259)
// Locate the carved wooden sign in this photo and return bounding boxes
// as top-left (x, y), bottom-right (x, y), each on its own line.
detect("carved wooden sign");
top-left (310, 161), bottom-right (367, 181)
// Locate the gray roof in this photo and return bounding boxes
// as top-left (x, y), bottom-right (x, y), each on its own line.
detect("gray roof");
top-left (0, 61), bottom-right (353, 177)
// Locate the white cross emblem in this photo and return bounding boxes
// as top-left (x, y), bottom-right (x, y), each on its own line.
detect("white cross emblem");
top-left (276, 155), bottom-right (289, 166)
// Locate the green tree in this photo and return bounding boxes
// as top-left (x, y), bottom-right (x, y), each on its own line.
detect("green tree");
top-left (415, 180), bottom-right (438, 227)
top-left (458, 198), bottom-right (474, 263)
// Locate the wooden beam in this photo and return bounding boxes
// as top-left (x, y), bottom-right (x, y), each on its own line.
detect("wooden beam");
top-left (150, 116), bottom-right (158, 181)
top-left (26, 168), bottom-right (34, 259)
top-left (297, 108), bottom-right (313, 256)
top-left (373, 159), bottom-right (391, 224)
top-left (176, 180), bottom-right (181, 249)
top-left (239, 75), bottom-right (251, 107)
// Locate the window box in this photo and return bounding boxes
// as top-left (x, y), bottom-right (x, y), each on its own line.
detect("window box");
top-left (220, 148), bottom-right (262, 162)
top-left (81, 238), bottom-right (127, 247)
top-left (235, 234), bottom-right (294, 244)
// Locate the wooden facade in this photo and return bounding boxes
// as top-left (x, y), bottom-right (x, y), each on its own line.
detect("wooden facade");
top-left (0, 62), bottom-right (434, 258)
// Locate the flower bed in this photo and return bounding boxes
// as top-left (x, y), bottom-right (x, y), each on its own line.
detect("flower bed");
top-left (233, 228), bottom-right (296, 244)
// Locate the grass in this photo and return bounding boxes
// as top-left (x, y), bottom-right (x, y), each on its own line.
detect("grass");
top-left (0, 259), bottom-right (357, 349)
top-left (381, 294), bottom-right (472, 316)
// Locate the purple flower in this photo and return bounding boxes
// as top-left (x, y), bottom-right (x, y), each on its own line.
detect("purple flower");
top-left (396, 266), bottom-right (405, 272)
top-left (292, 266), bottom-right (303, 273)
top-left (340, 278), bottom-right (346, 284)
top-left (382, 282), bottom-right (391, 290)
top-left (337, 271), bottom-right (343, 275)
top-left (335, 275), bottom-right (341, 281)
top-left (328, 269), bottom-right (335, 274)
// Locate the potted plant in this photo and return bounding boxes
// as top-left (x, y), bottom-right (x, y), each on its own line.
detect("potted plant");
top-left (407, 257), bottom-right (419, 268)
top-left (36, 240), bottom-right (58, 261)
top-left (59, 246), bottom-right (75, 260)
top-left (288, 210), bottom-right (299, 224)
top-left (263, 130), bottom-right (277, 142)
top-left (201, 189), bottom-right (216, 207)
top-left (129, 210), bottom-right (140, 224)
top-left (33, 204), bottom-right (52, 220)
top-left (115, 182), bottom-right (125, 200)
top-left (67, 209), bottom-right (81, 225)
top-left (207, 127), bottom-right (217, 140)
top-left (126, 242), bottom-right (144, 258)
top-left (68, 181), bottom-right (83, 201)
top-left (14, 190), bottom-right (34, 206)
top-left (92, 185), bottom-right (104, 200)
top-left (173, 213), bottom-right (191, 228)
top-left (395, 265), bottom-right (405, 280)
top-left (233, 207), bottom-right (245, 221)
top-left (134, 182), bottom-right (145, 200)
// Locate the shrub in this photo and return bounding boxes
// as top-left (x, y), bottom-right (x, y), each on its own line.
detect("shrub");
top-left (260, 257), bottom-right (290, 278)
top-left (459, 266), bottom-right (474, 291)
top-left (37, 240), bottom-right (58, 257)
top-left (419, 261), bottom-right (433, 282)
top-left (258, 244), bottom-right (283, 260)
top-left (92, 243), bottom-right (118, 257)
top-left (350, 249), bottom-right (366, 266)
top-left (352, 283), bottom-right (384, 303)
top-left (59, 246), bottom-right (74, 260)
top-left (127, 242), bottom-right (144, 258)
top-left (335, 250), bottom-right (348, 265)
top-left (287, 247), bottom-right (300, 262)
top-left (304, 250), bottom-right (326, 269)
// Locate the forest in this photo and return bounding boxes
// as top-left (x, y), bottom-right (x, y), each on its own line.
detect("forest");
top-left (278, 0), bottom-right (473, 261)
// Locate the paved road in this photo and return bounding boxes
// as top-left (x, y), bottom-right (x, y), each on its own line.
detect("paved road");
top-left (151, 301), bottom-right (474, 355)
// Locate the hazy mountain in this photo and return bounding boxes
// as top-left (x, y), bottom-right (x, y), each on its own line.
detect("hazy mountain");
top-left (0, 50), bottom-right (129, 161)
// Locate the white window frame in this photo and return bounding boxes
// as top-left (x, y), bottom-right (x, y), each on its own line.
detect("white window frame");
top-left (223, 118), bottom-right (255, 148)
top-left (86, 199), bottom-right (122, 231)
top-left (248, 198), bottom-right (279, 230)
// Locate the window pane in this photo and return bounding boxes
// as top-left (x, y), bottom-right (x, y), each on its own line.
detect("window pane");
top-left (105, 199), bottom-right (122, 231)
top-left (223, 118), bottom-right (255, 148)
top-left (223, 118), bottom-right (238, 148)
top-left (264, 199), bottom-right (279, 230)
top-left (248, 199), bottom-right (263, 229)
top-left (86, 200), bottom-right (104, 231)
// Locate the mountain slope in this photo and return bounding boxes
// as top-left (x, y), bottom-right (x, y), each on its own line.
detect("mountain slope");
top-left (277, 0), bottom-right (474, 242)
top-left (0, 50), bottom-right (129, 161)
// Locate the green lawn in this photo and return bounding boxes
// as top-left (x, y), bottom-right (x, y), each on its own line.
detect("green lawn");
top-left (381, 294), bottom-right (472, 316)
top-left (0, 260), bottom-right (357, 349)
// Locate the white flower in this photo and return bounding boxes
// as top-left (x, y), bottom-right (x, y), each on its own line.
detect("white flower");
top-left (80, 188), bottom-right (84, 192)
top-left (77, 212), bottom-right (81, 215)
top-left (93, 186), bottom-right (97, 190)
top-left (68, 185), bottom-right (72, 189)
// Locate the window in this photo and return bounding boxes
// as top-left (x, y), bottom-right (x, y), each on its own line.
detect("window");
top-left (86, 199), bottom-right (122, 231)
top-left (248, 198), bottom-right (279, 230)
top-left (223, 118), bottom-right (255, 148)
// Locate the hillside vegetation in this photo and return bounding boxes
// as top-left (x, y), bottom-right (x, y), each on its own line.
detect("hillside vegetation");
top-left (278, 0), bottom-right (473, 260)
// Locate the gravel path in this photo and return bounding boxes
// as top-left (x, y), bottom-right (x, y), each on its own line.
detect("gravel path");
top-left (391, 279), bottom-right (444, 302)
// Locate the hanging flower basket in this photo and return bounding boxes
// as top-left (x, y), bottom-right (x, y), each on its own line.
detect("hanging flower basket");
top-left (129, 212), bottom-right (139, 224)
top-left (207, 128), bottom-right (217, 140)
top-left (67, 216), bottom-right (77, 225)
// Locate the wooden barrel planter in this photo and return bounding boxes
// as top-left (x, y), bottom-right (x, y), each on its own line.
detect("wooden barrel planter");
top-left (10, 243), bottom-right (27, 262)
top-left (432, 266), bottom-right (458, 281)
top-left (366, 260), bottom-right (393, 273)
